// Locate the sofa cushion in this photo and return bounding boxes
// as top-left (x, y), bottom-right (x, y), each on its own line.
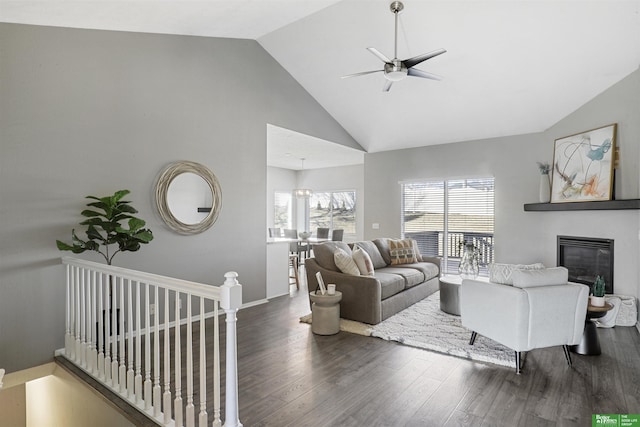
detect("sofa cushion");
top-left (489, 262), bottom-right (545, 285)
top-left (334, 248), bottom-right (360, 276)
top-left (373, 272), bottom-right (406, 299)
top-left (512, 267), bottom-right (568, 288)
top-left (378, 267), bottom-right (424, 288)
top-left (313, 241), bottom-right (353, 272)
top-left (353, 241), bottom-right (387, 269)
top-left (388, 239), bottom-right (418, 265)
top-left (352, 246), bottom-right (375, 276)
top-left (373, 238), bottom-right (392, 265)
top-left (394, 262), bottom-right (439, 282)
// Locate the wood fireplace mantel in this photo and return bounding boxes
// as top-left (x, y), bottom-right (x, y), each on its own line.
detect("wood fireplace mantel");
top-left (524, 199), bottom-right (640, 211)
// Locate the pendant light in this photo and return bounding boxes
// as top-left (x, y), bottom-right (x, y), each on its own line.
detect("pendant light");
top-left (294, 158), bottom-right (312, 199)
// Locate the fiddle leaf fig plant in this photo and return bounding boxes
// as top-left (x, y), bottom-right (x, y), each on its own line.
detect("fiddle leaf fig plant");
top-left (56, 190), bottom-right (153, 265)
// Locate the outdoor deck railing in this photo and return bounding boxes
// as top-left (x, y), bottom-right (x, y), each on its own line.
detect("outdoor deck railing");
top-left (59, 256), bottom-right (242, 427)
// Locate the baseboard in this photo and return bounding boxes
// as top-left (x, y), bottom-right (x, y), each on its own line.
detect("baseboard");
top-left (241, 298), bottom-right (269, 309)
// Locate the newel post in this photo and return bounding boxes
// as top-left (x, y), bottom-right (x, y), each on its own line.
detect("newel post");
top-left (220, 272), bottom-right (243, 427)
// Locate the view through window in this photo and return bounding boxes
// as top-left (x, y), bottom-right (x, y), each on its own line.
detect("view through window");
top-left (402, 178), bottom-right (495, 275)
top-left (309, 191), bottom-right (356, 239)
top-left (273, 191), bottom-right (292, 230)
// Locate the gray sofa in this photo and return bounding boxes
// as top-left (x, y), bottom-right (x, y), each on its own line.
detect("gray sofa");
top-left (305, 239), bottom-right (441, 325)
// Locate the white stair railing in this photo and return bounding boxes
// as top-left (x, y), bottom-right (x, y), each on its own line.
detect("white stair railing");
top-left (60, 256), bottom-right (243, 427)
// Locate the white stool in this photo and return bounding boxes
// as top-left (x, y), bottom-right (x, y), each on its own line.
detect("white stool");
top-left (309, 291), bottom-right (342, 335)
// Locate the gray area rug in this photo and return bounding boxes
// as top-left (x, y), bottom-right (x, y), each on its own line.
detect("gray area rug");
top-left (301, 291), bottom-right (515, 368)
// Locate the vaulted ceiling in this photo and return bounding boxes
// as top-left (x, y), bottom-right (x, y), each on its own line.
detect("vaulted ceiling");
top-left (3, 0), bottom-right (640, 156)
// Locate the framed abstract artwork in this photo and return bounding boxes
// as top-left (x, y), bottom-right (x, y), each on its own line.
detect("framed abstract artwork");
top-left (550, 124), bottom-right (617, 203)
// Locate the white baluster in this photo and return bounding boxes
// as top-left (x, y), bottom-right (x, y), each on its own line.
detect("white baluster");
top-left (127, 279), bottom-right (135, 399)
top-left (199, 297), bottom-right (208, 427)
top-left (81, 268), bottom-right (87, 368)
top-left (135, 280), bottom-right (143, 406)
top-left (221, 272), bottom-right (243, 427)
top-left (85, 270), bottom-right (92, 372)
top-left (186, 294), bottom-right (194, 427)
top-left (164, 288), bottom-right (172, 424)
top-left (105, 274), bottom-right (112, 386)
top-left (174, 291), bottom-right (183, 427)
top-left (153, 285), bottom-right (161, 417)
top-left (144, 282), bottom-right (152, 411)
top-left (212, 301), bottom-right (221, 427)
top-left (98, 272), bottom-right (105, 380)
top-left (91, 271), bottom-right (98, 374)
top-left (65, 264), bottom-right (72, 358)
top-left (119, 277), bottom-right (126, 394)
top-left (75, 266), bottom-right (82, 363)
top-left (111, 276), bottom-right (119, 389)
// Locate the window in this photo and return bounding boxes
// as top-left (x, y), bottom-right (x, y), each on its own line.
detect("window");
top-left (273, 191), bottom-right (292, 229)
top-left (309, 191), bottom-right (356, 238)
top-left (402, 178), bottom-right (495, 275)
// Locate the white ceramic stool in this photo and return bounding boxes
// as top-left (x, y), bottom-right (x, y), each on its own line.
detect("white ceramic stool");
top-left (309, 291), bottom-right (342, 335)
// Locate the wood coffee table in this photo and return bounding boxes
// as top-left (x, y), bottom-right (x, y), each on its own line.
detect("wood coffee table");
top-left (570, 301), bottom-right (614, 356)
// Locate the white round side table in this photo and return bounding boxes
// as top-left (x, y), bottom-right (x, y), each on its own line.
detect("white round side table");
top-left (309, 291), bottom-right (342, 335)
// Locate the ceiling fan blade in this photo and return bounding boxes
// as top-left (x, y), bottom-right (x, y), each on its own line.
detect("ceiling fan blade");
top-left (407, 68), bottom-right (442, 80)
top-left (382, 80), bottom-right (393, 92)
top-left (403, 48), bottom-right (446, 69)
top-left (341, 70), bottom-right (383, 79)
top-left (367, 47), bottom-right (392, 64)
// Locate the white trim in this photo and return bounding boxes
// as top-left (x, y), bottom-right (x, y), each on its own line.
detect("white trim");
top-left (240, 299), bottom-right (269, 309)
top-left (399, 175), bottom-right (496, 185)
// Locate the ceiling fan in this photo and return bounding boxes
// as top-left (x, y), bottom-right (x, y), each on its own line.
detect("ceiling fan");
top-left (342, 1), bottom-right (446, 92)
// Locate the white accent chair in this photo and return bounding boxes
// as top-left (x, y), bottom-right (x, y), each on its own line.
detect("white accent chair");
top-left (460, 267), bottom-right (589, 374)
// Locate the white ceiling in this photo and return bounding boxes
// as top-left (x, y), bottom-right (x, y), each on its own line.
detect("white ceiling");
top-left (267, 124), bottom-right (364, 170)
top-left (3, 0), bottom-right (640, 160)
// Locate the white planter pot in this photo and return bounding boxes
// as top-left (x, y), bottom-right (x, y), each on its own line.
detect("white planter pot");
top-left (539, 174), bottom-right (551, 203)
top-left (590, 296), bottom-right (605, 307)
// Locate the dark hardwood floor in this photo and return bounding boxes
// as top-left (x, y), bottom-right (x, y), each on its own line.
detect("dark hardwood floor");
top-left (234, 274), bottom-right (640, 427)
top-left (60, 270), bottom-right (640, 426)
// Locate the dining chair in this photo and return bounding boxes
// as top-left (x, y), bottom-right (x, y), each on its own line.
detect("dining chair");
top-left (316, 227), bottom-right (330, 239)
top-left (268, 227), bottom-right (281, 238)
top-left (331, 229), bottom-right (344, 241)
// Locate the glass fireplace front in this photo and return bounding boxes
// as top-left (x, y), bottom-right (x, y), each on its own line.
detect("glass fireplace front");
top-left (557, 235), bottom-right (614, 294)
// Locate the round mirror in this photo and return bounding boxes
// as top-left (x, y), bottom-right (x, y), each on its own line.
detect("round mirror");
top-left (155, 161), bottom-right (222, 235)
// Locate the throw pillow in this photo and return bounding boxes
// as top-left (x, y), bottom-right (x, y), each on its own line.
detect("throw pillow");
top-left (352, 246), bottom-right (375, 276)
top-left (334, 248), bottom-right (360, 276)
top-left (388, 239), bottom-right (418, 265)
top-left (353, 241), bottom-right (387, 269)
top-left (512, 267), bottom-right (568, 288)
top-left (489, 262), bottom-right (545, 285)
top-left (410, 238), bottom-right (423, 262)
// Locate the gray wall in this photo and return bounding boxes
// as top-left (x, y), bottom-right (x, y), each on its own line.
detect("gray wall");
top-left (0, 23), bottom-right (360, 372)
top-left (364, 68), bottom-right (640, 301)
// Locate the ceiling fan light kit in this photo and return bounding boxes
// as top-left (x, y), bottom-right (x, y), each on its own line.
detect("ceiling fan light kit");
top-left (343, 1), bottom-right (446, 92)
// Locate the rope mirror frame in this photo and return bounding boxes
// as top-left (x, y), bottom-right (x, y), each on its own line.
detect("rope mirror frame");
top-left (155, 161), bottom-right (222, 235)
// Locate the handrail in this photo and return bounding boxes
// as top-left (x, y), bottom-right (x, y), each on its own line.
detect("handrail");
top-left (59, 257), bottom-right (242, 427)
top-left (61, 256), bottom-right (221, 301)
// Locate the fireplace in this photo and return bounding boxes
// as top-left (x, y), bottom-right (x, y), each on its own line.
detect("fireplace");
top-left (557, 236), bottom-right (614, 294)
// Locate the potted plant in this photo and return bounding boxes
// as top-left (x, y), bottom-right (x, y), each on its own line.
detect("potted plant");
top-left (56, 190), bottom-right (153, 343)
top-left (458, 240), bottom-right (481, 279)
top-left (591, 275), bottom-right (606, 307)
top-left (56, 190), bottom-right (153, 265)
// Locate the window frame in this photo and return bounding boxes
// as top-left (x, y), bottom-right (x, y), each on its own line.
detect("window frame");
top-left (401, 177), bottom-right (495, 275)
